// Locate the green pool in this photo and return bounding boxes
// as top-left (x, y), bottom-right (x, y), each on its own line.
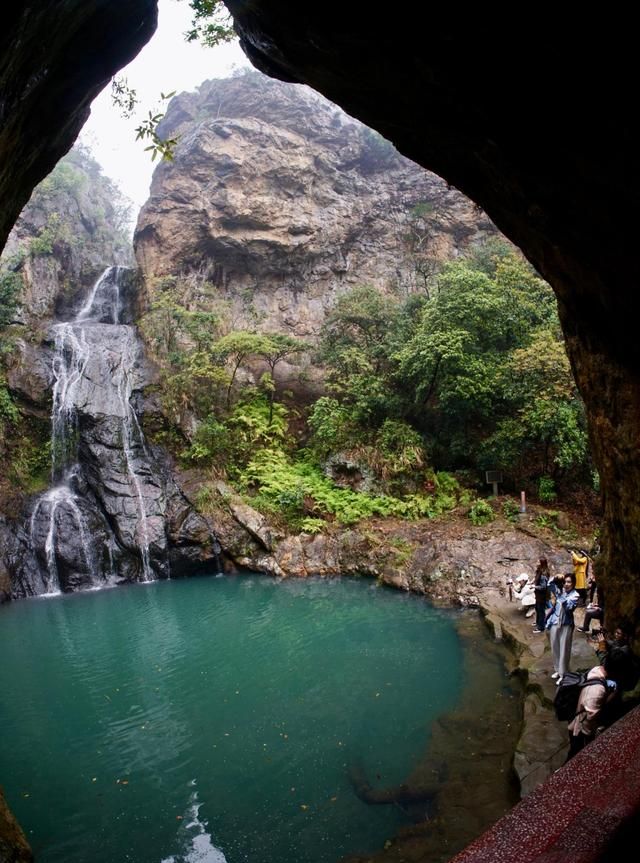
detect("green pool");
top-left (0, 574), bottom-right (511, 863)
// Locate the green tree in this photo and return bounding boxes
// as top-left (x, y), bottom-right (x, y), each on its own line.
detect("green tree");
top-left (215, 331), bottom-right (273, 408)
top-left (183, 0), bottom-right (235, 47)
top-left (318, 284), bottom-right (405, 423)
top-left (140, 278), bottom-right (229, 425)
top-left (0, 258), bottom-right (22, 330)
top-left (259, 333), bottom-right (306, 423)
top-left (480, 329), bottom-right (589, 484)
top-left (397, 254), bottom-right (560, 463)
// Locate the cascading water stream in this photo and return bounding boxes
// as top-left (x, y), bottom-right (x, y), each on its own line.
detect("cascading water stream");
top-left (75, 265), bottom-right (123, 324)
top-left (112, 328), bottom-right (153, 581)
top-left (30, 266), bottom-right (154, 590)
top-left (50, 323), bottom-right (89, 480)
top-left (29, 481), bottom-right (97, 594)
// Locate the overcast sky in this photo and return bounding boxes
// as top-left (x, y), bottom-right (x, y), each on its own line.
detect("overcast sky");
top-left (80, 0), bottom-right (249, 212)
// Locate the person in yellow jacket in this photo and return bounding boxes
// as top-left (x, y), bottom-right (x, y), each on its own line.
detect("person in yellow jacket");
top-left (571, 550), bottom-right (589, 605)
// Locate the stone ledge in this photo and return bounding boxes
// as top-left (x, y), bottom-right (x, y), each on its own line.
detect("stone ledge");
top-left (449, 704), bottom-right (640, 863)
top-left (478, 588), bottom-right (599, 795)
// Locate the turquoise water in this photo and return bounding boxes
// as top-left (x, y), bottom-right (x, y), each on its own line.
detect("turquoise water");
top-left (0, 575), bottom-right (468, 863)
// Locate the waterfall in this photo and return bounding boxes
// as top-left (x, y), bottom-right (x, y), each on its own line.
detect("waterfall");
top-left (112, 327), bottom-right (153, 582)
top-left (18, 264), bottom-right (218, 599)
top-left (30, 266), bottom-right (155, 592)
top-left (29, 482), bottom-right (97, 595)
top-left (50, 323), bottom-right (89, 480)
top-left (75, 265), bottom-right (125, 324)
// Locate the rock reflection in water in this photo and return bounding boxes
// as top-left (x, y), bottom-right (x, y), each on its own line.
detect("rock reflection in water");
top-left (344, 611), bottom-right (522, 863)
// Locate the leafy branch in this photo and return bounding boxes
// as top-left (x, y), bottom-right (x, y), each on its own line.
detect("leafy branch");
top-left (134, 92), bottom-right (178, 162)
top-left (183, 0), bottom-right (236, 47)
top-left (111, 77), bottom-right (137, 119)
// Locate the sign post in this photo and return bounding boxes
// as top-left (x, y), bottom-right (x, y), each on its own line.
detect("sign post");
top-left (485, 470), bottom-right (503, 497)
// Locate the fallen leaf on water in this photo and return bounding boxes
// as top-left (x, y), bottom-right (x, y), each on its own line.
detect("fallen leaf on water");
top-left (300, 804), bottom-right (309, 810)
top-left (176, 816), bottom-right (183, 820)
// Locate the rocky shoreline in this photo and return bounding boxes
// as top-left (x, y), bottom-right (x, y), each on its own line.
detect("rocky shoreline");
top-left (478, 578), bottom-right (598, 797)
top-left (0, 788), bottom-right (32, 863)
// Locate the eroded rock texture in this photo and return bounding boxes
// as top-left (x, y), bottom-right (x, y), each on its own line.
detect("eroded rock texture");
top-left (224, 3), bottom-right (640, 630)
top-left (135, 70), bottom-right (494, 339)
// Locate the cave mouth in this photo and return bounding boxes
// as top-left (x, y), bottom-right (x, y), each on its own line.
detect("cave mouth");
top-left (0, 574), bottom-right (520, 863)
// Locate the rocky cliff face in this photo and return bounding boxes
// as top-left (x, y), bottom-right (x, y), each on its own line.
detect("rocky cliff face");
top-left (135, 71), bottom-right (495, 340)
top-left (1, 147), bottom-right (135, 445)
top-left (1, 0), bottom-right (639, 637)
top-left (3, 147), bottom-right (133, 324)
top-left (3, 265), bottom-right (218, 600)
top-left (0, 154), bottom-right (219, 600)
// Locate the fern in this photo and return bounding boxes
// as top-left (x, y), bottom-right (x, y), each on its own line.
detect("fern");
top-left (240, 448), bottom-right (462, 526)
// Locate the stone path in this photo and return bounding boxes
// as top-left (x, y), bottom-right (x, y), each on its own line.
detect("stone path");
top-left (479, 586), bottom-right (599, 796)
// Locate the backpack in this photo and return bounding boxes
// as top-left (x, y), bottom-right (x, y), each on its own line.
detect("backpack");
top-left (553, 671), bottom-right (607, 721)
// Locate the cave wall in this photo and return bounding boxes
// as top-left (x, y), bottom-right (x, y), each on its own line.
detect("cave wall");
top-left (0, 0), bottom-right (157, 254)
top-left (223, 2), bottom-right (640, 631)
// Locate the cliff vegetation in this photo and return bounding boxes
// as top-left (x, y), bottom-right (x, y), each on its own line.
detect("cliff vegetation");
top-left (140, 245), bottom-right (594, 536)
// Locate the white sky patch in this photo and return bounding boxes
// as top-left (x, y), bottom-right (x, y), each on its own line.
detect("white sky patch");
top-left (80, 0), bottom-right (248, 211)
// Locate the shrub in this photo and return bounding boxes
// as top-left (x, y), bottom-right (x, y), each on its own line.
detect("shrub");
top-left (241, 448), bottom-right (462, 528)
top-left (468, 498), bottom-right (495, 526)
top-left (538, 476), bottom-right (557, 503)
top-left (28, 213), bottom-right (61, 256)
top-left (502, 498), bottom-right (520, 522)
top-left (0, 265), bottom-right (22, 329)
top-left (299, 517), bottom-right (326, 534)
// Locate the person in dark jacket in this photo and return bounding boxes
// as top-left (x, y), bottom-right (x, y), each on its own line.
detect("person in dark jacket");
top-left (596, 623), bottom-right (638, 690)
top-left (532, 557), bottom-right (549, 633)
top-left (577, 571), bottom-right (604, 634)
top-left (594, 622), bottom-right (640, 721)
